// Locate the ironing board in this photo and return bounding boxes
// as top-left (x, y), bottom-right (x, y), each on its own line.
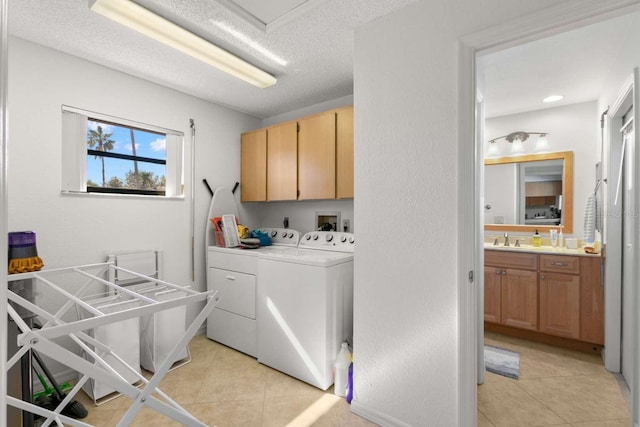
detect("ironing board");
top-left (4, 262), bottom-right (218, 427)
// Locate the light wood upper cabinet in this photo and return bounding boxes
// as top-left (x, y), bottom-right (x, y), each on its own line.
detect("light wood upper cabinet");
top-left (525, 180), bottom-right (563, 197)
top-left (336, 106), bottom-right (354, 199)
top-left (240, 129), bottom-right (267, 202)
top-left (298, 112), bottom-right (336, 200)
top-left (267, 121), bottom-right (298, 201)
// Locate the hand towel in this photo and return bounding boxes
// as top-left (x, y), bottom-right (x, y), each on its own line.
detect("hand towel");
top-left (584, 193), bottom-right (597, 243)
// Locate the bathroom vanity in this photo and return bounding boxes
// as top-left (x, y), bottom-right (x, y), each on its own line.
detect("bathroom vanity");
top-left (484, 246), bottom-right (603, 352)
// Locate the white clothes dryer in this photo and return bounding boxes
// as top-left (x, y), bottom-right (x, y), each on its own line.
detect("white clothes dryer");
top-left (205, 186), bottom-right (300, 356)
top-left (257, 231), bottom-right (354, 390)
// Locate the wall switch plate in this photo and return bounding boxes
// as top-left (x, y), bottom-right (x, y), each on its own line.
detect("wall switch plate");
top-left (494, 216), bottom-right (504, 224)
top-left (343, 219), bottom-right (350, 232)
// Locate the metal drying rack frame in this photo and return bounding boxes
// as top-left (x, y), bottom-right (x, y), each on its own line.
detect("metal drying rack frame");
top-left (5, 262), bottom-right (218, 427)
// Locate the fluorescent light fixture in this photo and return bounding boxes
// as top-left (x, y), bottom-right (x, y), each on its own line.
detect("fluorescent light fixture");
top-left (89, 0), bottom-right (277, 88)
top-left (211, 20), bottom-right (288, 66)
top-left (543, 95), bottom-right (563, 103)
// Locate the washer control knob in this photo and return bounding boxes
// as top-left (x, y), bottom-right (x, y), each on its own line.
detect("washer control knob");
top-left (270, 231), bottom-right (278, 238)
top-left (349, 237), bottom-right (355, 244)
top-left (313, 234), bottom-right (319, 240)
top-left (305, 234), bottom-right (312, 240)
top-left (288, 233), bottom-right (295, 239)
top-left (326, 234), bottom-right (333, 242)
top-left (340, 236), bottom-right (347, 243)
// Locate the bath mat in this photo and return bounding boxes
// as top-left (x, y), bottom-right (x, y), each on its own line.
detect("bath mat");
top-left (484, 345), bottom-right (519, 379)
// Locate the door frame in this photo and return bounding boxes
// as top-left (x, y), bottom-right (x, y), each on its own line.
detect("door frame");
top-left (604, 74), bottom-right (634, 373)
top-left (457, 1), bottom-right (640, 425)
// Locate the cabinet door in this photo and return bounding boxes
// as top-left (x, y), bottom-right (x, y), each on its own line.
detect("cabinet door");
top-left (580, 257), bottom-right (603, 344)
top-left (267, 122), bottom-right (298, 201)
top-left (501, 268), bottom-right (538, 330)
top-left (240, 129), bottom-right (267, 202)
top-left (336, 106), bottom-right (354, 199)
top-left (484, 267), bottom-right (502, 323)
top-left (298, 112), bottom-right (336, 200)
top-left (540, 272), bottom-right (580, 339)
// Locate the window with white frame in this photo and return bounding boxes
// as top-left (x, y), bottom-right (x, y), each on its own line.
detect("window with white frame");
top-left (62, 106), bottom-right (184, 197)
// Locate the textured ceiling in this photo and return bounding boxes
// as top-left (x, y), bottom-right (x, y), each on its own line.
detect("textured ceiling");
top-left (8, 0), bottom-right (417, 119)
top-left (8, 2), bottom-right (640, 120)
top-left (482, 9), bottom-right (640, 118)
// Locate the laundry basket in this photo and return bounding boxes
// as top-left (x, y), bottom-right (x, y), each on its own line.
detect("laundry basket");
top-left (108, 251), bottom-right (191, 373)
top-left (80, 296), bottom-right (141, 404)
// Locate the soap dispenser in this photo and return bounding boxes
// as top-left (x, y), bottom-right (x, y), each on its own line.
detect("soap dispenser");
top-left (558, 226), bottom-right (564, 248)
top-left (533, 229), bottom-right (542, 247)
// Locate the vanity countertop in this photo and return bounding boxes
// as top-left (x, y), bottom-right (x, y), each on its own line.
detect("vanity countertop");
top-left (484, 243), bottom-right (601, 257)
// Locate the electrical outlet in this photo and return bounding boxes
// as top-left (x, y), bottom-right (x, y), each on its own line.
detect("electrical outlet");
top-left (343, 219), bottom-right (350, 232)
top-left (494, 216), bottom-right (504, 224)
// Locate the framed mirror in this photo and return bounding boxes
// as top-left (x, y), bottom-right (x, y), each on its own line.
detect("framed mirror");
top-left (484, 151), bottom-right (573, 233)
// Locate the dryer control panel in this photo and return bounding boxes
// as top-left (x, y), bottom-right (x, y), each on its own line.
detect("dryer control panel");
top-left (299, 231), bottom-right (355, 252)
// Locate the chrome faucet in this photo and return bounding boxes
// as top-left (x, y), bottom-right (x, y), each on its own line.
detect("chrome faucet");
top-left (504, 232), bottom-right (510, 247)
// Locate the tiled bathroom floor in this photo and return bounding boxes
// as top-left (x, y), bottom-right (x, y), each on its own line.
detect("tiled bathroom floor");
top-left (73, 333), bottom-right (629, 426)
top-left (479, 332), bottom-right (630, 427)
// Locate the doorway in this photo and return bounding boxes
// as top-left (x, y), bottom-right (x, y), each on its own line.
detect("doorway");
top-left (469, 5), bottom-right (640, 426)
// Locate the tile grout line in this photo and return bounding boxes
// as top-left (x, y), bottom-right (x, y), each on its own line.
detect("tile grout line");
top-left (514, 376), bottom-right (573, 425)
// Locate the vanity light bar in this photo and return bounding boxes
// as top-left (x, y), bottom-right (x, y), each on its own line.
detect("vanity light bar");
top-left (487, 131), bottom-right (547, 144)
top-left (89, 0), bottom-right (277, 88)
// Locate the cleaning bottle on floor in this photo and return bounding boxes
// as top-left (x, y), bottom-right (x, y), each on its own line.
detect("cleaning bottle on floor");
top-left (334, 342), bottom-right (351, 397)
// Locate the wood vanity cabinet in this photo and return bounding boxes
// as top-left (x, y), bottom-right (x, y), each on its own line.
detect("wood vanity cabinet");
top-left (485, 250), bottom-right (603, 346)
top-left (539, 255), bottom-right (580, 339)
top-left (484, 251), bottom-right (538, 331)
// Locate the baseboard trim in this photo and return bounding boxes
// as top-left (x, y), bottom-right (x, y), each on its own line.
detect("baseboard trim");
top-left (351, 400), bottom-right (412, 427)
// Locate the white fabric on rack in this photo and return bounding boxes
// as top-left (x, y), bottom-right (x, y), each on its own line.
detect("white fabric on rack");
top-left (584, 193), bottom-right (598, 243)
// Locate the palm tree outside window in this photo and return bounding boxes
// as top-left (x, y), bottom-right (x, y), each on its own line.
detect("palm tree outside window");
top-left (86, 118), bottom-right (167, 195)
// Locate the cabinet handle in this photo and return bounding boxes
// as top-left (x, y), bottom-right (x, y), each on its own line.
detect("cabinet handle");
top-left (551, 262), bottom-right (568, 267)
top-left (501, 270), bottom-right (506, 275)
top-left (495, 269), bottom-right (501, 275)
top-left (225, 275), bottom-right (236, 281)
top-left (541, 274), bottom-right (545, 280)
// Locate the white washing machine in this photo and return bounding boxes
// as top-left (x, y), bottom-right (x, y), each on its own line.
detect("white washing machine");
top-left (257, 231), bottom-right (354, 390)
top-left (205, 187), bottom-right (299, 357)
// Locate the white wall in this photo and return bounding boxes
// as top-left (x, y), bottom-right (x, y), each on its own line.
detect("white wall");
top-left (352, 1), bottom-right (564, 425)
top-left (8, 37), bottom-right (260, 374)
top-left (485, 101), bottom-right (600, 239)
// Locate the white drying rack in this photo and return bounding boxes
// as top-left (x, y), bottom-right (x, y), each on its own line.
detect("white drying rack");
top-left (5, 262), bottom-right (218, 427)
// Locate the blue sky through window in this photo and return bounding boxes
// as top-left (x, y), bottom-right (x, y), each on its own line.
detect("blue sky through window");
top-left (86, 120), bottom-right (166, 187)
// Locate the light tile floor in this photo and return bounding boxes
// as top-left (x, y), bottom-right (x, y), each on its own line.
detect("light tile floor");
top-left (72, 333), bottom-right (630, 426)
top-left (75, 335), bottom-right (377, 427)
top-left (479, 332), bottom-right (630, 427)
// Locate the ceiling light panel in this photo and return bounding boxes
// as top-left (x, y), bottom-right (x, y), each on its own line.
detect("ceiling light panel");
top-left (89, 0), bottom-right (277, 88)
